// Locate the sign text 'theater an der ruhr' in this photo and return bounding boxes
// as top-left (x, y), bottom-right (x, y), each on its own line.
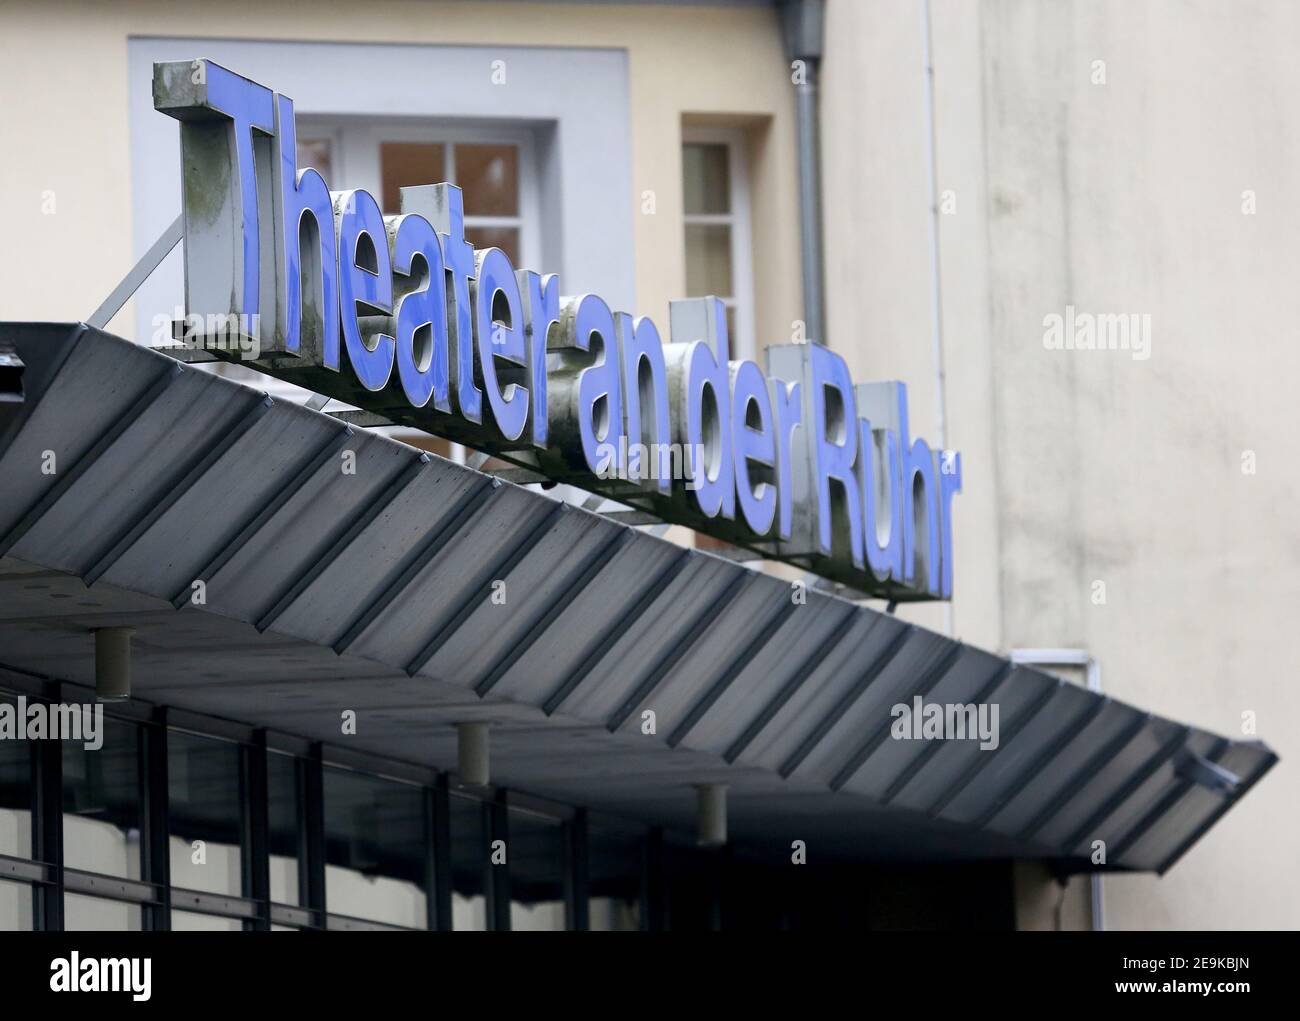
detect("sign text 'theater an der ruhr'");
top-left (153, 58), bottom-right (962, 601)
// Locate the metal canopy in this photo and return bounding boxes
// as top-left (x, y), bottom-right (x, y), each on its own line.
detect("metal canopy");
top-left (0, 322), bottom-right (1277, 872)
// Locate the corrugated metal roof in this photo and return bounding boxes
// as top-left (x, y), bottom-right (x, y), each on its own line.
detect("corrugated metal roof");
top-left (0, 322), bottom-right (1277, 872)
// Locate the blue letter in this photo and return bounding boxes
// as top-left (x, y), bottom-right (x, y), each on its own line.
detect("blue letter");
top-left (201, 63), bottom-right (272, 318)
top-left (335, 190), bottom-right (395, 390)
top-left (547, 294), bottom-right (625, 477)
top-left (474, 247), bottom-right (529, 442)
top-left (937, 449), bottom-right (961, 598)
top-left (858, 416), bottom-right (904, 582)
top-left (428, 186), bottom-right (481, 422)
top-left (392, 213), bottom-right (450, 410)
top-left (273, 94), bottom-right (338, 360)
top-left (152, 60), bottom-right (273, 324)
top-left (615, 312), bottom-right (672, 494)
top-left (574, 295), bottom-right (623, 474)
top-left (896, 385), bottom-right (941, 595)
top-left (518, 271), bottom-right (559, 448)
top-left (809, 345), bottom-right (863, 565)
top-left (731, 360), bottom-right (776, 535)
top-left (671, 298), bottom-right (735, 520)
top-left (768, 377), bottom-right (801, 542)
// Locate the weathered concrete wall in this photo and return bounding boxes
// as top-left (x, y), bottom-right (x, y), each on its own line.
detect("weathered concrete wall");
top-left (822, 0), bottom-right (1299, 929)
top-left (0, 0), bottom-right (801, 347)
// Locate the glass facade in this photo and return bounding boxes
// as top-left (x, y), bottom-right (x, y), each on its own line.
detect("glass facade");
top-left (0, 682), bottom-right (744, 931)
top-left (448, 792), bottom-right (489, 931)
top-left (0, 878), bottom-right (32, 931)
top-left (662, 836), bottom-right (723, 931)
top-left (172, 910), bottom-right (242, 931)
top-left (267, 750), bottom-right (303, 907)
top-left (0, 696), bottom-right (32, 860)
top-left (588, 815), bottom-right (644, 932)
top-left (65, 892), bottom-right (142, 931)
top-left (323, 767), bottom-right (427, 927)
top-left (63, 715), bottom-right (142, 879)
top-left (506, 805), bottom-right (568, 931)
top-left (168, 731), bottom-right (243, 896)
top-left (0, 680), bottom-right (1020, 931)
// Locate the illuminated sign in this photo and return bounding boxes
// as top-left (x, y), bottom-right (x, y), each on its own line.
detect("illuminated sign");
top-left (153, 59), bottom-right (961, 600)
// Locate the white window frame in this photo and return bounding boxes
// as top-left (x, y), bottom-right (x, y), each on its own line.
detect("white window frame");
top-left (296, 117), bottom-right (543, 271)
top-left (270, 118), bottom-right (544, 456)
top-left (682, 126), bottom-right (756, 362)
top-left (129, 38), bottom-right (637, 352)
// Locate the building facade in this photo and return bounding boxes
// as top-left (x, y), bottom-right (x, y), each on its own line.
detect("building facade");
top-left (0, 0), bottom-right (1293, 930)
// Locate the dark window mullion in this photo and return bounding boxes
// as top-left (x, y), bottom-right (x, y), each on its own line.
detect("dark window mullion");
top-left (427, 775), bottom-right (451, 931)
top-left (567, 809), bottom-right (589, 931)
top-left (486, 792), bottom-right (510, 931)
top-left (644, 827), bottom-right (666, 932)
top-left (301, 744), bottom-right (326, 925)
top-left (242, 731), bottom-right (270, 930)
top-left (141, 707), bottom-right (170, 930)
top-left (32, 682), bottom-right (62, 930)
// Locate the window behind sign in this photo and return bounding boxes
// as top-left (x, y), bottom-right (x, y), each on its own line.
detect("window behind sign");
top-left (295, 120), bottom-right (540, 271)
top-left (682, 128), bottom-right (755, 362)
top-left (294, 120), bottom-right (540, 463)
top-left (681, 128), bottom-right (757, 551)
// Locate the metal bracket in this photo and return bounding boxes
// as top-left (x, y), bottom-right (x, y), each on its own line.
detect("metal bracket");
top-left (1177, 752), bottom-right (1240, 796)
top-left (150, 345), bottom-right (221, 364)
top-left (327, 409), bottom-right (393, 428)
top-left (491, 466), bottom-right (547, 485)
top-left (88, 213), bottom-right (184, 330)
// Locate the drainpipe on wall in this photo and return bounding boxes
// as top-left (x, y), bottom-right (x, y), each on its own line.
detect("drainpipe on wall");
top-left (920, 0), bottom-right (948, 456)
top-left (920, 0), bottom-right (955, 636)
top-left (779, 0), bottom-right (827, 345)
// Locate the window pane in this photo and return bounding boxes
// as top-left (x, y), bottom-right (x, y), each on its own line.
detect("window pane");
top-left (267, 751), bottom-right (301, 906)
top-left (0, 696), bottom-right (32, 859)
top-left (507, 809), bottom-right (566, 931)
top-left (323, 768), bottom-right (426, 927)
top-left (63, 716), bottom-right (141, 879)
top-left (464, 225), bottom-right (521, 267)
top-left (380, 141), bottom-right (447, 214)
top-left (172, 910), bottom-right (242, 931)
top-left (296, 138), bottom-right (333, 182)
top-left (65, 893), bottom-right (142, 931)
top-left (168, 732), bottom-right (242, 896)
top-left (0, 879), bottom-right (32, 931)
top-left (449, 794), bottom-right (487, 930)
top-left (683, 143), bottom-right (730, 215)
top-left (455, 143), bottom-right (518, 217)
top-left (685, 223), bottom-right (733, 297)
top-left (588, 819), bottom-right (644, 931)
top-left (665, 839), bottom-right (721, 931)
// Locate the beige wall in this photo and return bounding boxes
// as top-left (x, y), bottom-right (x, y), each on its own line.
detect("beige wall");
top-left (822, 0), bottom-right (1298, 929)
top-left (1013, 861), bottom-right (1092, 932)
top-left (0, 0), bottom-right (801, 345)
